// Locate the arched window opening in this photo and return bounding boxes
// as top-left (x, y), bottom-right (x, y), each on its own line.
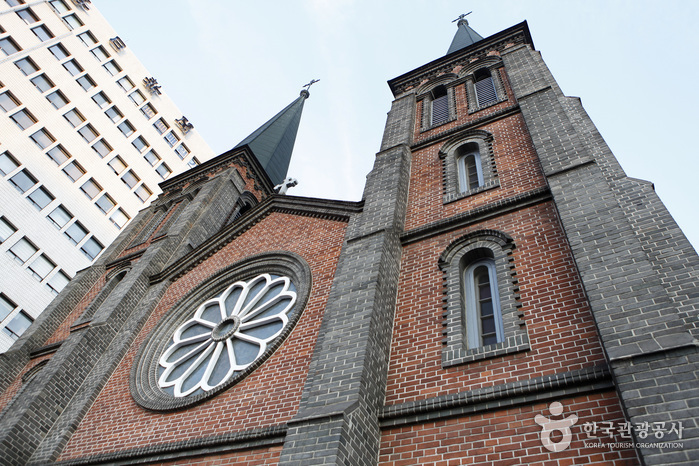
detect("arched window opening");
top-left (456, 143), bottom-right (483, 192)
top-left (431, 85), bottom-right (449, 126)
top-left (462, 250), bottom-right (504, 349)
top-left (474, 68), bottom-right (497, 107)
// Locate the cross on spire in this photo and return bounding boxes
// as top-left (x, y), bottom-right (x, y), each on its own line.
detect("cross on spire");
top-left (303, 79), bottom-right (320, 91)
top-left (452, 11), bottom-right (472, 26)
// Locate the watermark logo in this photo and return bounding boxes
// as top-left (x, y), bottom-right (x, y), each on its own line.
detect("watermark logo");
top-left (534, 401), bottom-right (579, 452)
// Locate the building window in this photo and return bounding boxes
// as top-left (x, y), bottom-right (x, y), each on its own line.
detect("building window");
top-left (116, 76), bottom-right (134, 91)
top-left (187, 157), bottom-right (199, 169)
top-left (0, 91), bottom-right (20, 112)
top-left (64, 221), bottom-right (87, 244)
top-left (163, 130), bottom-right (179, 147)
top-left (431, 85), bottom-right (449, 126)
top-left (102, 59), bottom-right (121, 76)
top-left (63, 108), bottom-right (85, 127)
top-left (9, 169), bottom-right (37, 193)
top-left (10, 109), bottom-right (37, 130)
top-left (30, 128), bottom-right (55, 149)
top-left (117, 119), bottom-right (135, 137)
top-left (134, 183), bottom-right (151, 202)
top-left (28, 254), bottom-right (55, 281)
top-left (3, 310), bottom-right (33, 340)
top-left (14, 57), bottom-right (39, 76)
top-left (48, 43), bottom-right (69, 60)
top-left (27, 186), bottom-right (54, 210)
top-left (456, 144), bottom-right (483, 192)
top-left (77, 31), bottom-right (97, 47)
top-left (0, 294), bottom-right (16, 322)
top-left (439, 231), bottom-right (529, 367)
top-left (62, 58), bottom-right (83, 76)
top-left (46, 145), bottom-right (70, 165)
top-left (77, 123), bottom-right (99, 143)
top-left (473, 68), bottom-right (498, 107)
top-left (174, 143), bottom-right (190, 159)
top-left (62, 13), bottom-right (83, 30)
top-left (144, 149), bottom-right (160, 166)
top-left (16, 7), bottom-right (39, 24)
top-left (5, 0), bottom-right (26, 7)
top-left (439, 131), bottom-right (499, 203)
top-left (92, 91), bottom-right (111, 108)
top-left (91, 138), bottom-right (112, 158)
top-left (0, 152), bottom-right (20, 176)
top-left (104, 105), bottom-right (122, 123)
top-left (30, 74), bottom-right (54, 93)
top-left (49, 0), bottom-right (70, 13)
top-left (107, 155), bottom-right (126, 175)
top-left (95, 193), bottom-right (115, 213)
top-left (46, 90), bottom-right (69, 109)
top-left (155, 162), bottom-right (171, 179)
top-left (62, 160), bottom-right (85, 182)
top-left (76, 73), bottom-right (96, 91)
top-left (0, 37), bottom-right (22, 57)
top-left (110, 208), bottom-right (129, 229)
top-left (140, 103), bottom-right (156, 119)
top-left (153, 118), bottom-right (168, 134)
top-left (47, 270), bottom-right (70, 295)
top-left (8, 237), bottom-right (38, 264)
top-left (121, 169), bottom-right (139, 189)
top-left (0, 216), bottom-right (17, 243)
top-left (48, 205), bottom-right (72, 229)
top-left (81, 236), bottom-right (103, 260)
top-left (31, 25), bottom-right (54, 42)
top-left (80, 178), bottom-right (101, 199)
top-left (131, 136), bottom-right (148, 153)
top-left (90, 45), bottom-right (109, 61)
top-left (128, 90), bottom-right (145, 106)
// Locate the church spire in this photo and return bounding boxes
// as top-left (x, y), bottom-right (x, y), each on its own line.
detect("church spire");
top-left (446, 12), bottom-right (484, 54)
top-left (234, 84), bottom-right (314, 185)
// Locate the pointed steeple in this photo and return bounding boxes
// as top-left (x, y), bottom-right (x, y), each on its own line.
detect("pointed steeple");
top-left (234, 89), bottom-right (310, 185)
top-left (447, 13), bottom-right (483, 54)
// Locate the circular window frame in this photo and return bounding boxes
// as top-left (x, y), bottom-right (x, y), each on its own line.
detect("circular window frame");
top-left (130, 251), bottom-right (312, 411)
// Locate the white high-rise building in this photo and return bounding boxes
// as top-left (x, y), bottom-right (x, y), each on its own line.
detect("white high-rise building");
top-left (0, 0), bottom-right (215, 351)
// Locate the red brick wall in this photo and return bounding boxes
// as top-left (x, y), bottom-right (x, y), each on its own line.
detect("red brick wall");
top-left (57, 213), bottom-right (347, 462)
top-left (405, 112), bottom-right (546, 232)
top-left (379, 392), bottom-right (638, 465)
top-left (388, 202), bottom-right (606, 404)
top-left (154, 445), bottom-right (282, 465)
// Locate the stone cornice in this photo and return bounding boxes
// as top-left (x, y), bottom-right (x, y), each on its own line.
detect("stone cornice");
top-left (388, 21), bottom-right (533, 97)
top-left (149, 196), bottom-right (363, 285)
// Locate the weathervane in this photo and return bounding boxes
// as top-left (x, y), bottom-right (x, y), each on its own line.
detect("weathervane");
top-left (453, 11), bottom-right (472, 26)
top-left (303, 79), bottom-right (320, 91)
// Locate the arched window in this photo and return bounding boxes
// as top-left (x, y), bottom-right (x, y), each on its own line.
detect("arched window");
top-left (456, 143), bottom-right (483, 192)
top-left (463, 256), bottom-right (504, 349)
top-left (431, 85), bottom-right (449, 126)
top-left (473, 68), bottom-right (497, 107)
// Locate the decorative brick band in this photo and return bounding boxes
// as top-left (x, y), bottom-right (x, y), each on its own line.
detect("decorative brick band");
top-left (379, 365), bottom-right (612, 428)
top-left (52, 424), bottom-right (287, 466)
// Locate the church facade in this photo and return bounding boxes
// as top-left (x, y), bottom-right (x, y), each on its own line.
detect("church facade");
top-left (0, 19), bottom-right (697, 465)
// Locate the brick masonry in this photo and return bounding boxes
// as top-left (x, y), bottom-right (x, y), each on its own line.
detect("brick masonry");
top-left (0, 20), bottom-right (696, 466)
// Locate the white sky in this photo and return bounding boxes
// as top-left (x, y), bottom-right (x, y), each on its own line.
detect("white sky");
top-left (95, 0), bottom-right (698, 251)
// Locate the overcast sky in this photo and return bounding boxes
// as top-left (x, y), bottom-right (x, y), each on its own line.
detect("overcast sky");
top-left (95, 0), bottom-right (698, 251)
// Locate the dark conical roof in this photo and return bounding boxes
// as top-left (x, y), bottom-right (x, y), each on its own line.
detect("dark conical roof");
top-left (234, 90), bottom-right (309, 185)
top-left (447, 18), bottom-right (484, 54)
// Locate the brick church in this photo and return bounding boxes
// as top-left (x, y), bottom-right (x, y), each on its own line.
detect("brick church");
top-left (1, 17), bottom-right (697, 466)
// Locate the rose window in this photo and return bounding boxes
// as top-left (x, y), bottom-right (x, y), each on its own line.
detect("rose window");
top-left (157, 273), bottom-right (297, 398)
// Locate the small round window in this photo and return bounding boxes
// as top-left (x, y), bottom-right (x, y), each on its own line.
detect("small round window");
top-left (131, 253), bottom-right (310, 411)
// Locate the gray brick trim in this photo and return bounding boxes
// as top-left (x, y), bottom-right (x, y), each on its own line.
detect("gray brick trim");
top-left (401, 186), bottom-right (551, 245)
top-left (51, 425), bottom-right (286, 466)
top-left (379, 365), bottom-right (612, 428)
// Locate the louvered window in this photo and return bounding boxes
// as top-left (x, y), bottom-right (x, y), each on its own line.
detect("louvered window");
top-left (431, 85), bottom-right (449, 126)
top-left (474, 68), bottom-right (497, 107)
